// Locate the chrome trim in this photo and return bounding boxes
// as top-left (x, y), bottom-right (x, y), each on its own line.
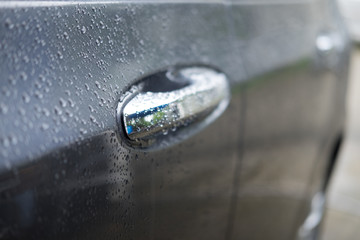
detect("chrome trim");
top-left (117, 66), bottom-right (230, 149)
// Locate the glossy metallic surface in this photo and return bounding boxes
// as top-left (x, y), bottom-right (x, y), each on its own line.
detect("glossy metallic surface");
top-left (119, 66), bottom-right (230, 149)
top-left (0, 0), bottom-right (350, 239)
top-left (0, 2), bottom-right (243, 239)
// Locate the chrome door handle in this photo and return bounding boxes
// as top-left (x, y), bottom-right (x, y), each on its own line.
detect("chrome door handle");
top-left (116, 66), bottom-right (230, 149)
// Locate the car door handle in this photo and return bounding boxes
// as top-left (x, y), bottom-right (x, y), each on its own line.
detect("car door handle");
top-left (116, 66), bottom-right (230, 150)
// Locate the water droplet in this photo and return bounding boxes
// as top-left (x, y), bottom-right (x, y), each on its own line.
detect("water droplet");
top-left (68, 98), bottom-right (75, 107)
top-left (40, 123), bottom-right (49, 131)
top-left (89, 105), bottom-right (95, 113)
top-left (0, 103), bottom-right (8, 114)
top-left (20, 72), bottom-right (28, 81)
top-left (95, 37), bottom-right (103, 46)
top-left (22, 93), bottom-right (30, 103)
top-left (81, 26), bottom-right (87, 34)
top-left (57, 51), bottom-right (63, 59)
top-left (9, 135), bottom-right (17, 145)
top-left (4, 18), bottom-right (14, 29)
top-left (63, 32), bottom-right (69, 39)
top-left (59, 98), bottom-right (67, 107)
top-left (8, 76), bottom-right (16, 85)
top-left (95, 81), bottom-right (101, 89)
top-left (80, 128), bottom-right (87, 134)
top-left (18, 107), bottom-right (25, 116)
top-left (90, 115), bottom-right (97, 123)
top-left (43, 108), bottom-right (50, 117)
top-left (54, 106), bottom-right (62, 115)
top-left (34, 90), bottom-right (43, 99)
top-left (2, 137), bottom-right (10, 148)
top-left (23, 55), bottom-right (30, 63)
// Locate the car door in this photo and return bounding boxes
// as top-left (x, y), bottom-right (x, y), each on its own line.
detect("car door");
top-left (227, 0), bottom-right (349, 239)
top-left (0, 0), bottom-right (349, 240)
top-left (0, 1), bottom-right (246, 239)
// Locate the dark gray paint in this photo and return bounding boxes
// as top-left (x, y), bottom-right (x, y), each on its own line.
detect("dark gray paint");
top-left (0, 0), bottom-right (349, 239)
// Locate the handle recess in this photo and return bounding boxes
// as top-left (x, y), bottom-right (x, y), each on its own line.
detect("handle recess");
top-left (117, 66), bottom-right (230, 149)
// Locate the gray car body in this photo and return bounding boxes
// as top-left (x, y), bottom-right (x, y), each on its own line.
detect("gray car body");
top-left (0, 0), bottom-right (350, 239)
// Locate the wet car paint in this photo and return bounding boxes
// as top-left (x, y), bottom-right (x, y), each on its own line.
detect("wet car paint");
top-left (0, 0), bottom-right (349, 239)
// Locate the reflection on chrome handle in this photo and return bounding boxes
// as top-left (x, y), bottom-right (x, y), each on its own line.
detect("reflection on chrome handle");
top-left (117, 66), bottom-right (230, 149)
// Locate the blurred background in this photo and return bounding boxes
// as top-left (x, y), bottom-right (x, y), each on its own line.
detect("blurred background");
top-left (321, 0), bottom-right (360, 239)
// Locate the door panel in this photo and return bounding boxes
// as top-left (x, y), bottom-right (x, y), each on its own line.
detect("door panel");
top-left (0, 0), bottom-right (349, 239)
top-left (227, 1), bottom-right (348, 239)
top-left (0, 2), bottom-right (245, 239)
